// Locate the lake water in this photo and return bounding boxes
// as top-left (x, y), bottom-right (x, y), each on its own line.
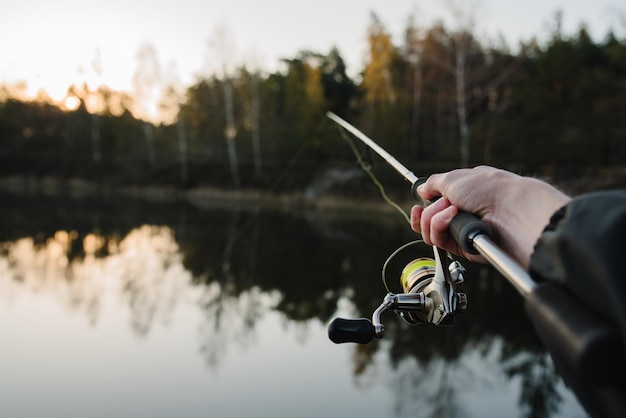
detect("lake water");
top-left (0, 192), bottom-right (586, 418)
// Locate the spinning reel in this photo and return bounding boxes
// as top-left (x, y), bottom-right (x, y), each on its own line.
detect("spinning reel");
top-left (328, 243), bottom-right (468, 344)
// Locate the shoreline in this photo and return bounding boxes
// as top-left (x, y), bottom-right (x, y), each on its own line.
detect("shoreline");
top-left (2, 169), bottom-right (625, 216)
top-left (0, 175), bottom-right (410, 217)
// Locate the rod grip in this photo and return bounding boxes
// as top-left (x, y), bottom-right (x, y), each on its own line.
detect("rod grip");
top-left (411, 178), bottom-right (492, 254)
top-left (449, 212), bottom-right (492, 254)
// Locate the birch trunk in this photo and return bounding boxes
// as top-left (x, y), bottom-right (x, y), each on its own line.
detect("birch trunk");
top-left (177, 118), bottom-right (188, 184)
top-left (91, 113), bottom-right (101, 163)
top-left (223, 78), bottom-right (240, 187)
top-left (455, 47), bottom-right (470, 167)
top-left (251, 73), bottom-right (262, 181)
top-left (143, 122), bottom-right (157, 169)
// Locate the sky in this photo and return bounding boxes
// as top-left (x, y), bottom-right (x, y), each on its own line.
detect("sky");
top-left (1, 0), bottom-right (624, 116)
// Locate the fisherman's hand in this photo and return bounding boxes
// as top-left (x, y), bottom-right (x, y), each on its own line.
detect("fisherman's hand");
top-left (410, 166), bottom-right (571, 269)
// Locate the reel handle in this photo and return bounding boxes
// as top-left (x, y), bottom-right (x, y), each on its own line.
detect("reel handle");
top-left (411, 178), bottom-right (492, 255)
top-left (328, 318), bottom-right (376, 344)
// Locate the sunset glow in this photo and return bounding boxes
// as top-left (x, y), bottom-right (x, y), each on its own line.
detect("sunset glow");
top-left (1, 0), bottom-right (623, 123)
top-left (63, 96), bottom-right (80, 111)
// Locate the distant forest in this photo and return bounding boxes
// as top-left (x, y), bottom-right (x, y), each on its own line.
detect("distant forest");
top-left (1, 14), bottom-right (625, 195)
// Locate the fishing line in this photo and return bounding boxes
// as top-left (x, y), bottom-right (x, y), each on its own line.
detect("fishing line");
top-left (333, 122), bottom-right (428, 292)
top-left (334, 125), bottom-right (411, 224)
top-left (333, 120), bottom-right (464, 294)
top-left (381, 239), bottom-right (423, 292)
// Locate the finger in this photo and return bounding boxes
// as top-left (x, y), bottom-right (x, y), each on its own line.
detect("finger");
top-left (419, 168), bottom-right (476, 204)
top-left (420, 197), bottom-right (451, 246)
top-left (430, 205), bottom-right (459, 249)
top-left (416, 174), bottom-right (443, 201)
top-left (410, 205), bottom-right (423, 233)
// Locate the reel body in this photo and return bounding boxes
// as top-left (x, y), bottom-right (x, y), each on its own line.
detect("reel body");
top-left (328, 245), bottom-right (467, 344)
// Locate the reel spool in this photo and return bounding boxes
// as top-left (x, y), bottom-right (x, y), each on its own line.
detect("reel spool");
top-left (400, 258), bottom-right (437, 325)
top-left (401, 258), bottom-right (437, 294)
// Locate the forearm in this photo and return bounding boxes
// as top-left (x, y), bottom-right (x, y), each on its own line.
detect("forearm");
top-left (491, 176), bottom-right (571, 269)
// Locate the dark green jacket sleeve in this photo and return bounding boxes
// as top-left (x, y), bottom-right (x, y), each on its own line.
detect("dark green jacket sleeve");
top-left (529, 190), bottom-right (626, 336)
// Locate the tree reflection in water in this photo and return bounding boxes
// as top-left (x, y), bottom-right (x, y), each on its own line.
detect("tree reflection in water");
top-left (0, 225), bottom-right (192, 336)
top-left (197, 283), bottom-right (281, 367)
top-left (0, 192), bottom-right (584, 417)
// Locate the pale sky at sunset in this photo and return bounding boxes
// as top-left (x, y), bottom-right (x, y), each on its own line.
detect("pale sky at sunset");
top-left (1, 0), bottom-right (623, 107)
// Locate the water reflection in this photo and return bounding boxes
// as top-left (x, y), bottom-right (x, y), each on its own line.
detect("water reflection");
top-left (1, 225), bottom-right (191, 334)
top-left (0, 192), bottom-right (585, 417)
top-left (198, 284), bottom-right (281, 367)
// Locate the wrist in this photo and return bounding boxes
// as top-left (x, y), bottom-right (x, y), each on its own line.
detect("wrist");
top-left (495, 177), bottom-right (571, 269)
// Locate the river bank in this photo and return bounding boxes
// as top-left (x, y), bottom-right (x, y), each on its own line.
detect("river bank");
top-left (1, 167), bottom-right (625, 216)
top-left (0, 175), bottom-right (409, 218)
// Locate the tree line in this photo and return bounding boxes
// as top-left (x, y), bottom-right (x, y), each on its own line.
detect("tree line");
top-left (1, 14), bottom-right (625, 194)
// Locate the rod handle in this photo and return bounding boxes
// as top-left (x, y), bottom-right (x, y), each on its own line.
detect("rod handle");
top-left (411, 178), bottom-right (492, 255)
top-left (449, 212), bottom-right (492, 254)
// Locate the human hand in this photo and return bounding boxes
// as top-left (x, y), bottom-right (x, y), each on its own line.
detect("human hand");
top-left (410, 166), bottom-right (571, 268)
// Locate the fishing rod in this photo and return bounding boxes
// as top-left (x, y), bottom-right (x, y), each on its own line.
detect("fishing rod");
top-left (325, 112), bottom-right (625, 404)
top-left (326, 111), bottom-right (532, 294)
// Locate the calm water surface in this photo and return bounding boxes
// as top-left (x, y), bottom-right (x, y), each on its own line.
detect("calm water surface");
top-left (0, 192), bottom-right (586, 418)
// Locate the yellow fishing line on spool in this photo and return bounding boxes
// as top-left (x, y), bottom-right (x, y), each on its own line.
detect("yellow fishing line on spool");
top-left (400, 258), bottom-right (436, 293)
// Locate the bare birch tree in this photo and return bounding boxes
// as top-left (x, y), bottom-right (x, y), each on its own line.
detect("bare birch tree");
top-left (159, 81), bottom-right (188, 185)
top-left (133, 43), bottom-right (161, 169)
top-left (250, 69), bottom-right (262, 181)
top-left (90, 49), bottom-right (102, 164)
top-left (414, 0), bottom-right (515, 166)
top-left (447, 0), bottom-right (479, 167)
top-left (209, 24), bottom-right (240, 188)
top-left (404, 15), bottom-right (424, 156)
top-left (223, 76), bottom-right (240, 187)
